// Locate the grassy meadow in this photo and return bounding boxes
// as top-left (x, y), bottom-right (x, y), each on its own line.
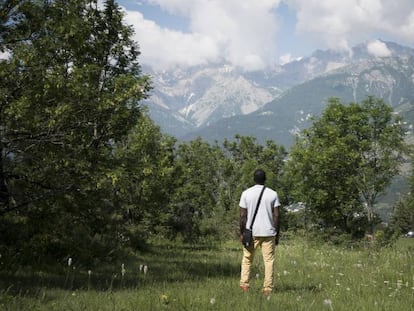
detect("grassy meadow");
top-left (1, 236), bottom-right (413, 311)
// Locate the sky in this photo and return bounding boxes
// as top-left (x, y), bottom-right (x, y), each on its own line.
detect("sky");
top-left (118, 0), bottom-right (414, 71)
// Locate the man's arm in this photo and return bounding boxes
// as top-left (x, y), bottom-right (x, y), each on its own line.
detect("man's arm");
top-left (239, 207), bottom-right (247, 241)
top-left (273, 206), bottom-right (280, 245)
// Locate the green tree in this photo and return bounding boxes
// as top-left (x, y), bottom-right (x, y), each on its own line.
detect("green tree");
top-left (111, 113), bottom-right (177, 246)
top-left (223, 135), bottom-right (287, 197)
top-left (167, 138), bottom-right (224, 241)
top-left (0, 0), bottom-right (151, 264)
top-left (389, 197), bottom-right (414, 235)
top-left (286, 97), bottom-right (407, 236)
top-left (389, 157), bottom-right (414, 235)
top-left (356, 97), bottom-right (408, 233)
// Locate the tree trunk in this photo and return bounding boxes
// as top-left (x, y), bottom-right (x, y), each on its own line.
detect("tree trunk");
top-left (365, 201), bottom-right (375, 235)
top-left (0, 142), bottom-right (9, 209)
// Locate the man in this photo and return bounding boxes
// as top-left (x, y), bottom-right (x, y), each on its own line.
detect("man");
top-left (239, 169), bottom-right (280, 296)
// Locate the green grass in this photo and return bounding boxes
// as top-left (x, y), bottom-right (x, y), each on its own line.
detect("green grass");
top-left (1, 237), bottom-right (413, 310)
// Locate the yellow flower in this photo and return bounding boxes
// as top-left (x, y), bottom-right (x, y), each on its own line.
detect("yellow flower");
top-left (160, 294), bottom-right (169, 305)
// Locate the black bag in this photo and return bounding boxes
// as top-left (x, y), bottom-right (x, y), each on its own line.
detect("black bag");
top-left (242, 229), bottom-right (253, 248)
top-left (242, 186), bottom-right (265, 248)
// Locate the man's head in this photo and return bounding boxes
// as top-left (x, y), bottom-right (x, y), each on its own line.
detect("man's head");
top-left (254, 169), bottom-right (266, 185)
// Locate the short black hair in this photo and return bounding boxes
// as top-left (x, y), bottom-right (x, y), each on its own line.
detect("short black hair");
top-left (254, 169), bottom-right (266, 184)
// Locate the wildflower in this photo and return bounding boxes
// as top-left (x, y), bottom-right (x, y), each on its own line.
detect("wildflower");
top-left (160, 294), bottom-right (169, 305)
top-left (324, 298), bottom-right (333, 309)
top-left (68, 257), bottom-right (72, 267)
top-left (384, 280), bottom-right (390, 285)
top-left (143, 265), bottom-right (148, 274)
top-left (210, 298), bottom-right (216, 305)
top-left (283, 270), bottom-right (288, 276)
top-left (256, 273), bottom-right (260, 279)
top-left (121, 264), bottom-right (126, 277)
top-left (88, 270), bottom-right (92, 276)
top-left (139, 264), bottom-right (143, 271)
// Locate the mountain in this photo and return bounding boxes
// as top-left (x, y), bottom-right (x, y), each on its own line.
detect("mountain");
top-left (143, 41), bottom-right (414, 145)
top-left (143, 64), bottom-right (283, 137)
top-left (184, 43), bottom-right (414, 147)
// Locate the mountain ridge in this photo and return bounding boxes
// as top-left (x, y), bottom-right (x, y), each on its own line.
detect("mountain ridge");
top-left (143, 40), bottom-right (414, 146)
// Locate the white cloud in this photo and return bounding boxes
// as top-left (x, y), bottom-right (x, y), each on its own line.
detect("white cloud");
top-left (285, 0), bottom-right (414, 52)
top-left (123, 0), bottom-right (281, 71)
top-left (124, 10), bottom-right (219, 70)
top-left (122, 0), bottom-right (414, 70)
top-left (366, 40), bottom-right (392, 57)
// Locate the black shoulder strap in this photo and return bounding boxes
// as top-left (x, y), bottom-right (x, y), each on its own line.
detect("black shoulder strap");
top-left (249, 186), bottom-right (266, 230)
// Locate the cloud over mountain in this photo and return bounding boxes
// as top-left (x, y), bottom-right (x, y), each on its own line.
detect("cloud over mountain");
top-left (122, 0), bottom-right (414, 71)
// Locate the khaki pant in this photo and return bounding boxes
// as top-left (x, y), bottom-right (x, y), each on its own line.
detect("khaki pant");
top-left (240, 236), bottom-right (275, 291)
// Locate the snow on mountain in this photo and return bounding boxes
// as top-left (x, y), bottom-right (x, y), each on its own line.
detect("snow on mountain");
top-left (143, 64), bottom-right (281, 135)
top-left (142, 40), bottom-right (414, 141)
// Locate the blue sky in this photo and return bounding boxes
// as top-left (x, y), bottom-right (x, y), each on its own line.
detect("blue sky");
top-left (117, 0), bottom-right (414, 71)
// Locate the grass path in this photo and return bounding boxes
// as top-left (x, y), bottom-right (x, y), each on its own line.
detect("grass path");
top-left (1, 237), bottom-right (413, 310)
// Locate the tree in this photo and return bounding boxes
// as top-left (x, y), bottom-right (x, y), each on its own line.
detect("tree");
top-left (111, 112), bottom-right (177, 245)
top-left (286, 97), bottom-right (407, 236)
top-left (356, 97), bottom-right (408, 233)
top-left (389, 197), bottom-right (414, 235)
top-left (167, 138), bottom-right (225, 241)
top-left (0, 0), bottom-right (151, 264)
top-left (389, 155), bottom-right (414, 235)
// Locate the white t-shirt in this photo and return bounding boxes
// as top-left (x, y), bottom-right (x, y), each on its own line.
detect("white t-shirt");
top-left (239, 184), bottom-right (280, 237)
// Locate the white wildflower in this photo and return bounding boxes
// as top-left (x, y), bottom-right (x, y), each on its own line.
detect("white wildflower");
top-left (324, 298), bottom-right (333, 309)
top-left (68, 257), bottom-right (72, 267)
top-left (121, 264), bottom-right (126, 277)
top-left (88, 270), bottom-right (92, 276)
top-left (210, 298), bottom-right (216, 305)
top-left (143, 265), bottom-right (148, 274)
